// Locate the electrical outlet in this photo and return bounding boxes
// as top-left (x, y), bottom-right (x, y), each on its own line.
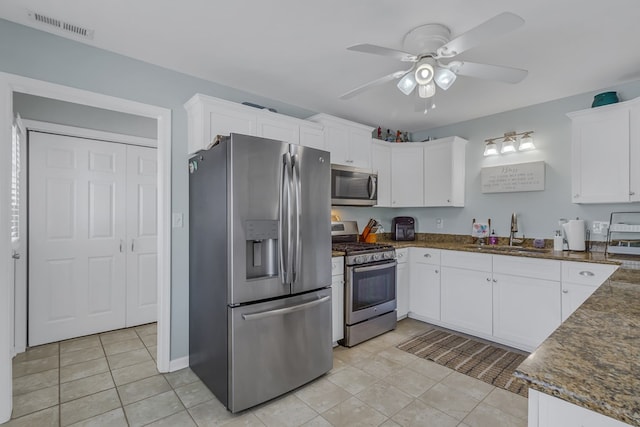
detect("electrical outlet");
top-left (591, 221), bottom-right (609, 234)
top-left (436, 218), bottom-right (444, 229)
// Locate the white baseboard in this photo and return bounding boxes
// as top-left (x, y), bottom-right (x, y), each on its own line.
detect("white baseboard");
top-left (168, 356), bottom-right (189, 372)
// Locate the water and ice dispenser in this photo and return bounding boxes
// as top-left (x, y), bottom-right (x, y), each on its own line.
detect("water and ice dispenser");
top-left (245, 220), bottom-right (279, 279)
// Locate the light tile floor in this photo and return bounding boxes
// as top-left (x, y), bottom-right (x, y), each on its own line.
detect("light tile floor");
top-left (5, 319), bottom-right (527, 426)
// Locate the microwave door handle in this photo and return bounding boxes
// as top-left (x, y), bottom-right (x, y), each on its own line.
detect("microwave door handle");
top-left (292, 154), bottom-right (302, 282)
top-left (368, 175), bottom-right (377, 200)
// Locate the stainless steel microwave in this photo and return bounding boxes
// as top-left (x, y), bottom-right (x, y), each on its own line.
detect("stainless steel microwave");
top-left (331, 164), bottom-right (377, 206)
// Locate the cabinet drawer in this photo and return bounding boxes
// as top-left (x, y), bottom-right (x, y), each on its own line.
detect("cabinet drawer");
top-left (561, 261), bottom-right (617, 286)
top-left (331, 257), bottom-right (344, 276)
top-left (395, 248), bottom-right (409, 264)
top-left (441, 250), bottom-right (491, 272)
top-left (409, 247), bottom-right (441, 264)
top-left (493, 255), bottom-right (560, 281)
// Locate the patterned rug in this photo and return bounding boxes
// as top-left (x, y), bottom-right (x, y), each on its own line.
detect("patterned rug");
top-left (397, 328), bottom-right (529, 397)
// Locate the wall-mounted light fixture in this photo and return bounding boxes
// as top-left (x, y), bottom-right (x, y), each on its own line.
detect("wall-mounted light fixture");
top-left (484, 131), bottom-right (535, 156)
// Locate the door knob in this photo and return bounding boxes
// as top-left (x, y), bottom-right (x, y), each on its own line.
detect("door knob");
top-left (11, 250), bottom-right (20, 260)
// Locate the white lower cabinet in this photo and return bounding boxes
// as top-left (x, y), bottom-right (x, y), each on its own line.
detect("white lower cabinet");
top-left (331, 257), bottom-right (344, 345)
top-left (561, 261), bottom-right (617, 321)
top-left (441, 266), bottom-right (493, 336)
top-left (396, 248), bottom-right (409, 319)
top-left (492, 256), bottom-right (561, 350)
top-left (408, 248), bottom-right (441, 322)
top-left (529, 389), bottom-right (631, 427)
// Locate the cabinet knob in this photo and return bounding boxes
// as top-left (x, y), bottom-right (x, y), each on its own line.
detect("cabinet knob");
top-left (346, 159), bottom-right (354, 163)
top-left (630, 191), bottom-right (636, 196)
top-left (562, 289), bottom-right (568, 294)
top-left (447, 199), bottom-right (450, 203)
top-left (398, 253), bottom-right (404, 258)
top-left (574, 193), bottom-right (580, 198)
top-left (486, 277), bottom-right (491, 282)
top-left (579, 271), bottom-right (595, 277)
top-left (424, 253), bottom-right (431, 258)
top-left (492, 278), bottom-right (497, 283)
top-left (435, 269), bottom-right (439, 274)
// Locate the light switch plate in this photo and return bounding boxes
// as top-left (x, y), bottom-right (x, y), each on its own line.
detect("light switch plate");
top-left (172, 213), bottom-right (184, 228)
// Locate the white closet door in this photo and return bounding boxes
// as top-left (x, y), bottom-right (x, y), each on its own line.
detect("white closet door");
top-left (29, 132), bottom-right (127, 345)
top-left (125, 145), bottom-right (158, 326)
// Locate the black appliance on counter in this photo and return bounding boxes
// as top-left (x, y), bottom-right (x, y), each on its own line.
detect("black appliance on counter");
top-left (392, 216), bottom-right (415, 241)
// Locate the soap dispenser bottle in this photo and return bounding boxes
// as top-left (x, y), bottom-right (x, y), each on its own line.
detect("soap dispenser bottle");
top-left (489, 230), bottom-right (498, 245)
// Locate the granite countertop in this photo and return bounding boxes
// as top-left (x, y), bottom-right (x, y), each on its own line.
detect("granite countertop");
top-left (515, 268), bottom-right (640, 426)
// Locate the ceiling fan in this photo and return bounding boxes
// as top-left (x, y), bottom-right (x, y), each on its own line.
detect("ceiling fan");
top-left (340, 12), bottom-right (528, 111)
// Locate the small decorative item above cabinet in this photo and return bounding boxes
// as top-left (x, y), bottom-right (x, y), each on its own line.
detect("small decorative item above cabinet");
top-left (567, 96), bottom-right (640, 204)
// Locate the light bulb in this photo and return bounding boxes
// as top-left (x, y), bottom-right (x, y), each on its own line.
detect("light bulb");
top-left (414, 60), bottom-right (434, 85)
top-left (518, 133), bottom-right (535, 151)
top-left (501, 137), bottom-right (516, 154)
top-left (418, 82), bottom-right (436, 98)
top-left (396, 72), bottom-right (417, 95)
top-left (434, 67), bottom-right (457, 90)
top-left (484, 141), bottom-right (498, 156)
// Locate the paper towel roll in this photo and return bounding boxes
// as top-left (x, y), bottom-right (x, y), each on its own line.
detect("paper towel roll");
top-left (563, 220), bottom-right (586, 251)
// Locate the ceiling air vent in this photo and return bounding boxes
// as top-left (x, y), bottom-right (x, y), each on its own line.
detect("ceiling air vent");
top-left (27, 10), bottom-right (95, 40)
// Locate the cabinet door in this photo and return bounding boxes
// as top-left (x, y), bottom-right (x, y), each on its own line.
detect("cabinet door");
top-left (207, 106), bottom-right (256, 145)
top-left (561, 282), bottom-right (598, 322)
top-left (534, 389), bottom-right (631, 427)
top-left (396, 262), bottom-right (409, 319)
top-left (256, 115), bottom-right (299, 144)
top-left (299, 125), bottom-right (326, 151)
top-left (331, 275), bottom-right (344, 344)
top-left (423, 137), bottom-right (466, 207)
top-left (493, 273), bottom-right (561, 350)
top-left (325, 124), bottom-right (350, 166)
top-left (371, 142), bottom-right (392, 207)
top-left (348, 129), bottom-right (372, 169)
top-left (571, 107), bottom-right (630, 203)
top-left (409, 262), bottom-right (440, 321)
top-left (391, 145), bottom-right (424, 207)
top-left (440, 266), bottom-right (492, 336)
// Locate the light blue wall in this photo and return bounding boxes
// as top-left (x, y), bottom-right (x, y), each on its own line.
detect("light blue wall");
top-left (13, 93), bottom-right (158, 138)
top-left (333, 80), bottom-right (640, 242)
top-left (0, 19), bottom-right (315, 360)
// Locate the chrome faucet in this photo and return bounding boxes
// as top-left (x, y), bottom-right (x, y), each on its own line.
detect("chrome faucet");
top-left (509, 212), bottom-right (524, 246)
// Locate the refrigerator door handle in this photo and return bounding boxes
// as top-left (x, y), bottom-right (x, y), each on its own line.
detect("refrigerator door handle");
top-left (368, 175), bottom-right (377, 200)
top-left (280, 152), bottom-right (294, 285)
top-left (241, 296), bottom-right (330, 321)
top-left (292, 154), bottom-right (302, 282)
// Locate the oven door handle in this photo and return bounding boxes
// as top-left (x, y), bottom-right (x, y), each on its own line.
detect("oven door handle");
top-left (353, 260), bottom-right (397, 274)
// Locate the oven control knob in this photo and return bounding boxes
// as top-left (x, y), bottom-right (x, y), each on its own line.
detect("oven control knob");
top-left (354, 256), bottom-right (363, 264)
top-left (386, 252), bottom-right (394, 259)
top-left (373, 253), bottom-right (381, 261)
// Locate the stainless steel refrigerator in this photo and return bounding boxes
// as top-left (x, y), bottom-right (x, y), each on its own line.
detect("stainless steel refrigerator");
top-left (189, 133), bottom-right (332, 413)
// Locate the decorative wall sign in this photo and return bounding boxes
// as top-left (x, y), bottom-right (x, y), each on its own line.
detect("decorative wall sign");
top-left (481, 161), bottom-right (545, 193)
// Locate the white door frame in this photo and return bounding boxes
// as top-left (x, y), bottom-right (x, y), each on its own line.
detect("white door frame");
top-left (0, 71), bottom-right (172, 423)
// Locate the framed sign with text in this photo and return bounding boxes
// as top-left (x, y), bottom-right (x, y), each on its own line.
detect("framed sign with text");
top-left (481, 161), bottom-right (545, 193)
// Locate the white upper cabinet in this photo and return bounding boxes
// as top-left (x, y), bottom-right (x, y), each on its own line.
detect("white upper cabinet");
top-left (185, 94), bottom-right (325, 154)
top-left (423, 136), bottom-right (466, 207)
top-left (256, 113), bottom-right (300, 144)
top-left (299, 123), bottom-right (326, 151)
top-left (307, 113), bottom-right (374, 169)
top-left (391, 144), bottom-right (424, 207)
top-left (568, 97), bottom-right (640, 203)
top-left (371, 141), bottom-right (392, 207)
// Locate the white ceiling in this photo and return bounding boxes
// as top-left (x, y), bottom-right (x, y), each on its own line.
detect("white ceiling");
top-left (2, 0), bottom-right (640, 133)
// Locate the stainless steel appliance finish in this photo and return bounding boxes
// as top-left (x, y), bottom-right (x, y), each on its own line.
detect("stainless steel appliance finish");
top-left (330, 164), bottom-right (377, 206)
top-left (332, 221), bottom-right (397, 347)
top-left (189, 134), bottom-right (332, 413)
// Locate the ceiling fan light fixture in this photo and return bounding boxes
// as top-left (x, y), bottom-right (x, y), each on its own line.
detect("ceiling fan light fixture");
top-left (418, 82), bottom-right (436, 98)
top-left (434, 67), bottom-right (457, 90)
top-left (397, 72), bottom-right (417, 95)
top-left (414, 60), bottom-right (434, 85)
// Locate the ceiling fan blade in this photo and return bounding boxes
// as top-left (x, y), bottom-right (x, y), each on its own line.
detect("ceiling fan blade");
top-left (436, 12), bottom-right (524, 58)
top-left (347, 44), bottom-right (418, 62)
top-left (454, 61), bottom-right (528, 83)
top-left (339, 70), bottom-right (410, 100)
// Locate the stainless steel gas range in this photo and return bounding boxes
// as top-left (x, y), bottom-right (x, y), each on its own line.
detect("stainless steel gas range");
top-left (331, 221), bottom-right (397, 347)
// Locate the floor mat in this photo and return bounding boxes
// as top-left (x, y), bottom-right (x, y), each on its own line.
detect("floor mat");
top-left (397, 328), bottom-right (529, 397)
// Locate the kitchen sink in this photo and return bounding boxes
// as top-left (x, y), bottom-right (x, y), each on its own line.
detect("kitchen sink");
top-left (463, 244), bottom-right (549, 254)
